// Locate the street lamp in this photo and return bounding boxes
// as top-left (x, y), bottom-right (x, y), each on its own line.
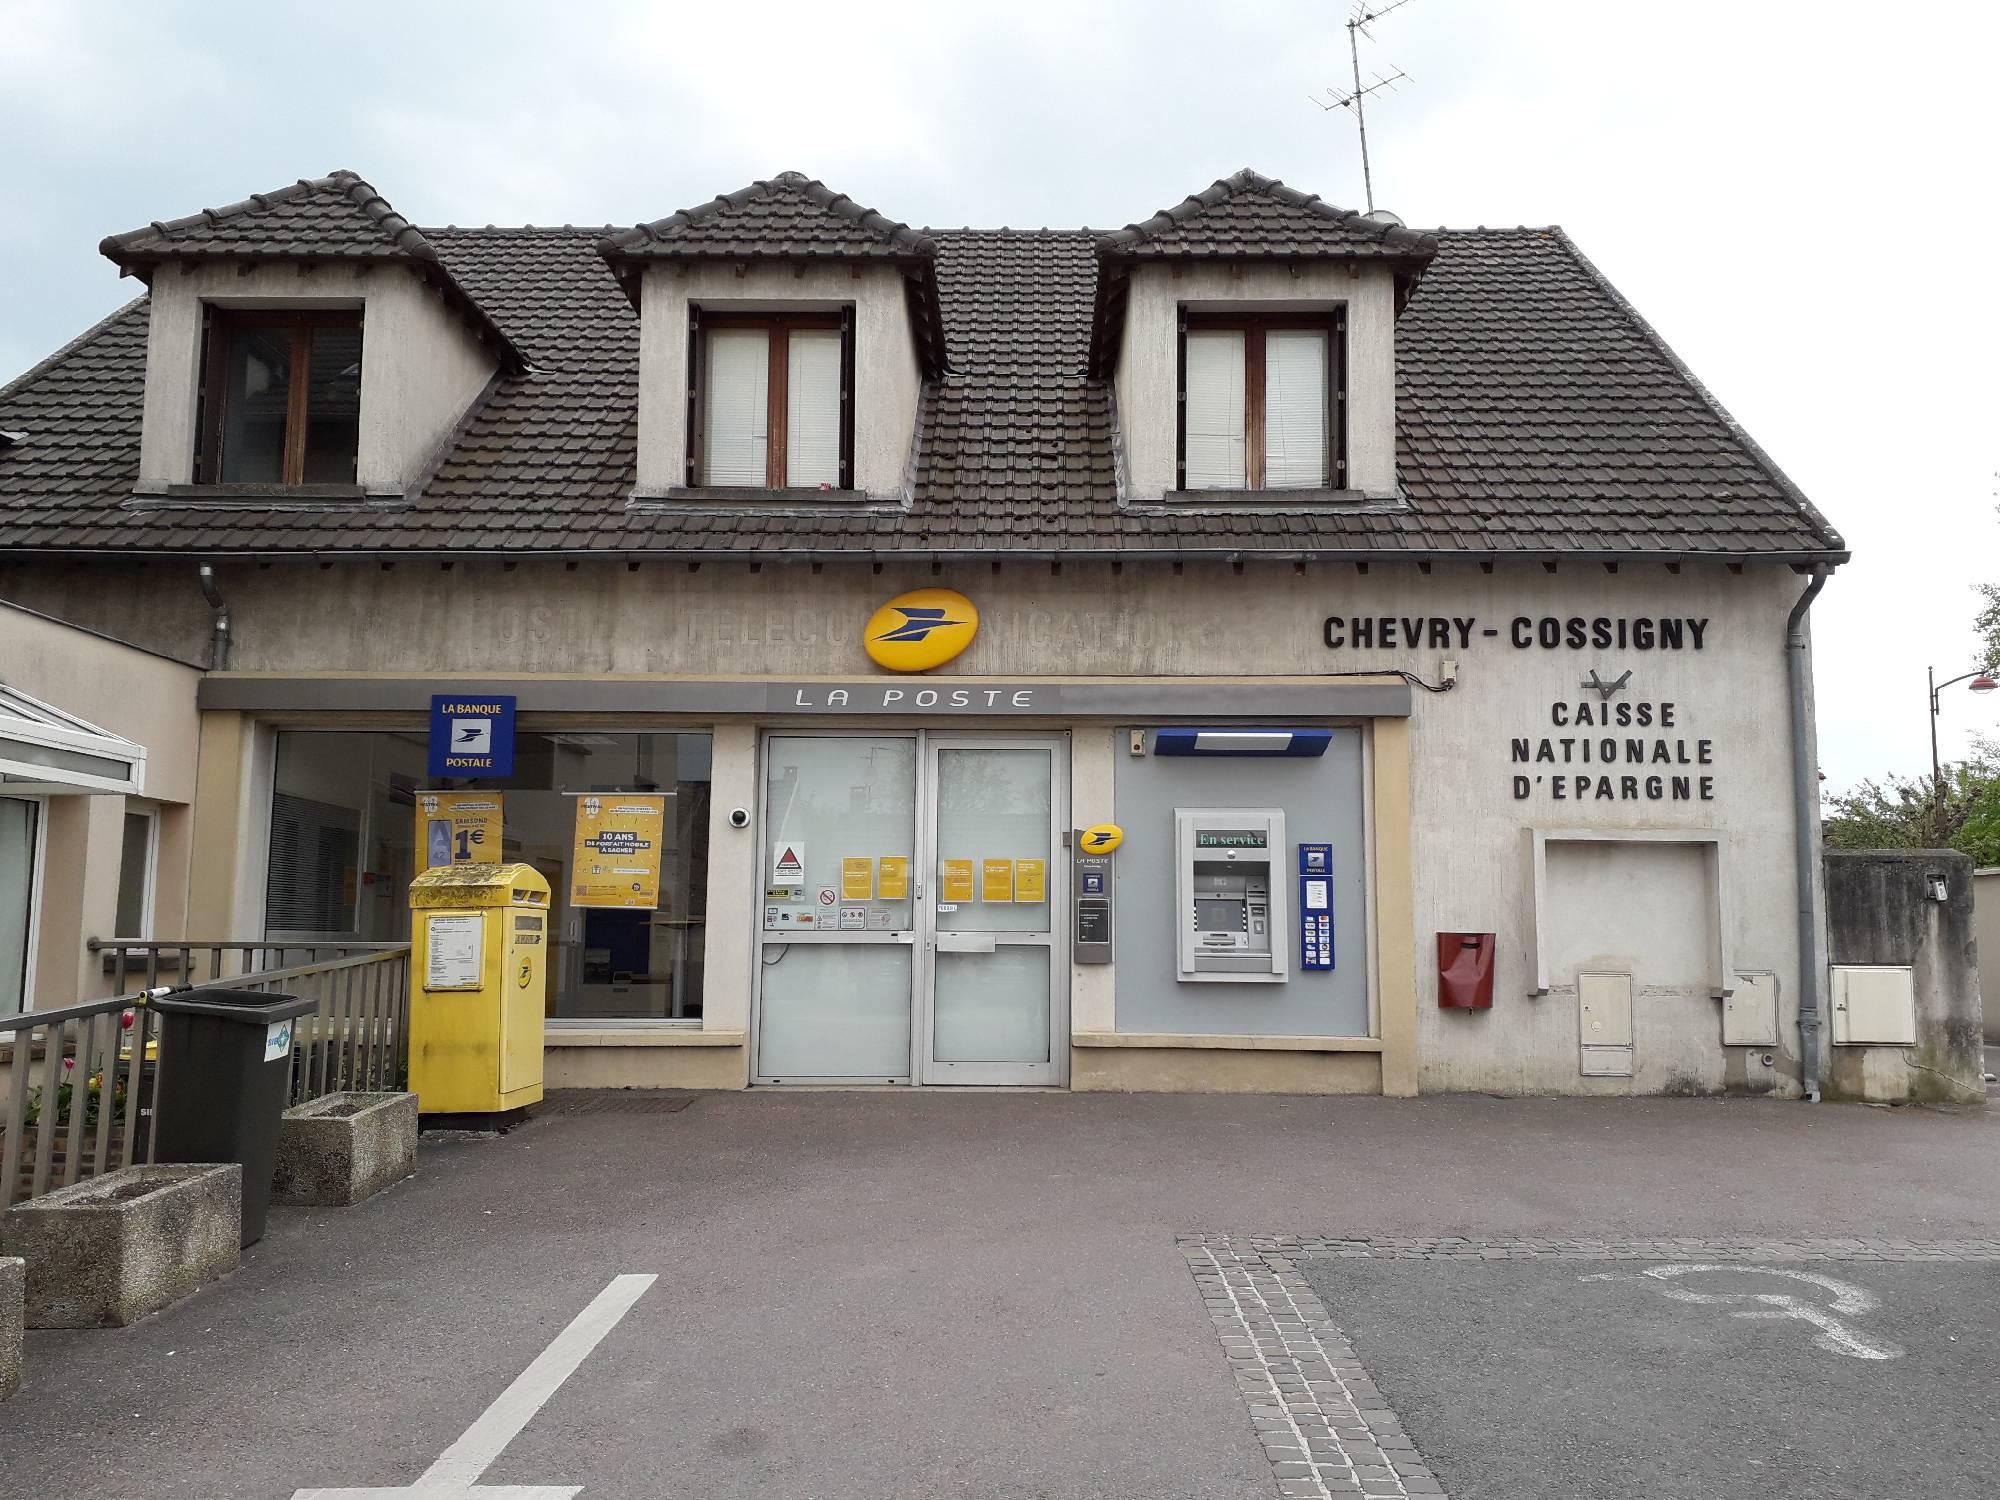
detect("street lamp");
top-left (1929, 664), bottom-right (1999, 790)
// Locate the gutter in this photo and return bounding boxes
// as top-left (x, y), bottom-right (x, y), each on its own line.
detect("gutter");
top-left (6, 545), bottom-right (1854, 568)
top-left (1785, 565), bottom-right (1831, 1101)
top-left (196, 563), bottom-right (230, 670)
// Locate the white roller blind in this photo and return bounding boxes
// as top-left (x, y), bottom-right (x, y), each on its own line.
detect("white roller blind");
top-left (1182, 330), bottom-right (1245, 489)
top-left (1264, 330), bottom-right (1328, 489)
top-left (704, 329), bottom-right (769, 486)
top-left (786, 330), bottom-right (842, 488)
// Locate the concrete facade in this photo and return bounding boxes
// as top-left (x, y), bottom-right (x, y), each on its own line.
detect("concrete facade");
top-left (135, 261), bottom-right (496, 495)
top-left (0, 603), bottom-right (203, 1010)
top-left (1973, 867), bottom-right (1999, 1044)
top-left (1114, 260), bottom-right (1399, 498)
top-left (0, 554), bottom-right (1822, 1098)
top-left (634, 261), bottom-right (922, 497)
top-left (1824, 850), bottom-right (1985, 1104)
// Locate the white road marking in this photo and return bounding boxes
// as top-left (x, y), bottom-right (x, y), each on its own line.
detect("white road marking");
top-left (291, 1272), bottom-right (658, 1499)
top-left (1580, 1263), bottom-right (1903, 1361)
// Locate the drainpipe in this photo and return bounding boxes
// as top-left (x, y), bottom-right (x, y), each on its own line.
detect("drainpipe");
top-left (197, 564), bottom-right (230, 670)
top-left (1786, 566), bottom-right (1831, 1101)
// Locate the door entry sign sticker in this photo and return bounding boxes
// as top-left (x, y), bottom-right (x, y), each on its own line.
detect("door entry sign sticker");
top-left (941, 859), bottom-right (975, 903)
top-left (771, 842), bottom-right (806, 888)
top-left (263, 1018), bottom-right (293, 1063)
top-left (428, 695), bottom-right (516, 779)
top-left (841, 857), bottom-right (874, 900)
top-left (982, 858), bottom-right (1015, 903)
top-left (878, 856), bottom-right (910, 900)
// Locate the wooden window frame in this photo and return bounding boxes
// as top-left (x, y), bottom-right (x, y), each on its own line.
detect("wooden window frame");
top-left (685, 308), bottom-right (856, 491)
top-left (194, 308), bottom-right (364, 486)
top-left (1175, 309), bottom-right (1348, 492)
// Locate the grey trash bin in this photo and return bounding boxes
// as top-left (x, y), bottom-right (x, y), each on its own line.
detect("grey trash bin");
top-left (151, 989), bottom-right (317, 1247)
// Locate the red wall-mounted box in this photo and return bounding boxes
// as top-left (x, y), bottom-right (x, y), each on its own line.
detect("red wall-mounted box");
top-left (1437, 932), bottom-right (1496, 1010)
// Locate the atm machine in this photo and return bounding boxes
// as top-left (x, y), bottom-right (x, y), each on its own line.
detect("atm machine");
top-left (1174, 808), bottom-right (1289, 983)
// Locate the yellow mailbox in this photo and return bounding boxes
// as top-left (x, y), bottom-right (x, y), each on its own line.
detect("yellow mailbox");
top-left (409, 863), bottom-right (551, 1118)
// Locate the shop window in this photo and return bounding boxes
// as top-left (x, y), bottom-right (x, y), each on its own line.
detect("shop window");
top-left (0, 797), bottom-right (37, 1019)
top-left (688, 309), bottom-right (853, 489)
top-left (264, 730), bottom-right (711, 1022)
top-left (195, 309), bottom-right (363, 486)
top-left (1179, 311), bottom-right (1345, 491)
top-left (114, 808), bottom-right (157, 938)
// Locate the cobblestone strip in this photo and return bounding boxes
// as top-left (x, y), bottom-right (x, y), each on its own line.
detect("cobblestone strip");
top-left (1185, 1242), bottom-right (1447, 1500)
top-left (1181, 1233), bottom-right (2000, 1262)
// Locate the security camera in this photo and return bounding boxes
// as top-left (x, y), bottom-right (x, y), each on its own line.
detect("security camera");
top-left (728, 808), bottom-right (750, 829)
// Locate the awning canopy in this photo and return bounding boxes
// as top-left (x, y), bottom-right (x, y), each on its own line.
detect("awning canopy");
top-left (0, 682), bottom-right (146, 796)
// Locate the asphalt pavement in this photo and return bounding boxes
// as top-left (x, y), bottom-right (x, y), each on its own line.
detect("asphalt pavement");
top-left (1300, 1256), bottom-right (2000, 1499)
top-left (0, 1091), bottom-right (1994, 1498)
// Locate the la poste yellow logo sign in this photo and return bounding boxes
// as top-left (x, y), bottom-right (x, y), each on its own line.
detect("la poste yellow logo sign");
top-left (863, 588), bottom-right (979, 673)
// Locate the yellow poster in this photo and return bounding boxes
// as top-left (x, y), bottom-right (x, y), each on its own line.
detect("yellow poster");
top-left (982, 858), bottom-right (1014, 903)
top-left (416, 791), bottom-right (504, 873)
top-left (878, 856), bottom-right (910, 900)
top-left (941, 858), bottom-right (975, 903)
top-left (842, 857), bottom-right (874, 901)
top-left (570, 794), bottom-right (666, 909)
top-left (1014, 858), bottom-right (1046, 903)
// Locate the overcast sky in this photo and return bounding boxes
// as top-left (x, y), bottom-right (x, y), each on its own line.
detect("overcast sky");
top-left (3, 0), bottom-right (1994, 791)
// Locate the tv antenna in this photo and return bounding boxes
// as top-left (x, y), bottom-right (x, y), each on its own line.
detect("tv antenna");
top-left (1313, 0), bottom-right (1416, 213)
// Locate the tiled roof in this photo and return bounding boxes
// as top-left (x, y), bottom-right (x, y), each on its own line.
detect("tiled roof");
top-left (0, 184), bottom-right (1842, 561)
top-left (100, 171), bottom-right (433, 265)
top-left (600, 172), bottom-right (935, 261)
top-left (1097, 168), bottom-right (1438, 261)
top-left (96, 171), bottom-right (526, 374)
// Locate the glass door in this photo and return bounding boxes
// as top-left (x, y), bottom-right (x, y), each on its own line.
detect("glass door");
top-left (0, 797), bottom-right (36, 1019)
top-left (754, 734), bottom-right (919, 1083)
top-left (919, 737), bottom-right (1065, 1086)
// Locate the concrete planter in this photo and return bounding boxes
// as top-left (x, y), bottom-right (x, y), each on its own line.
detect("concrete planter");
top-left (0, 1163), bottom-right (241, 1329)
top-left (1, 1256), bottom-right (21, 1400)
top-left (272, 1092), bottom-right (417, 1208)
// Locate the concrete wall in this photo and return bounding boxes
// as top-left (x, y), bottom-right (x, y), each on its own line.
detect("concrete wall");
top-left (1974, 868), bottom-right (2000, 1045)
top-left (135, 262), bottom-right (496, 495)
top-left (1824, 850), bottom-right (1985, 1104)
top-left (0, 604), bottom-right (203, 1008)
top-left (1113, 260), bottom-right (1398, 498)
top-left (635, 262), bottom-right (922, 497)
top-left (0, 556), bottom-right (1822, 1095)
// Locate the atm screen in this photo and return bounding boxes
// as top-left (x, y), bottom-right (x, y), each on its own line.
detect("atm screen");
top-left (1195, 898), bottom-right (1243, 929)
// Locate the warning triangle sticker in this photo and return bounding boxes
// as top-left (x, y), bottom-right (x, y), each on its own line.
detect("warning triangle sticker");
top-left (776, 846), bottom-right (803, 874)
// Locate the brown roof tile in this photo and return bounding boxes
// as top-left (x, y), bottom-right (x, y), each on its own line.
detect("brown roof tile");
top-left (0, 181), bottom-right (1842, 563)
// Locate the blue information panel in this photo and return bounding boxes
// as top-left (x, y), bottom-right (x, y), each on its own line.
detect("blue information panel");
top-left (1297, 843), bottom-right (1333, 970)
top-left (428, 694), bottom-right (516, 779)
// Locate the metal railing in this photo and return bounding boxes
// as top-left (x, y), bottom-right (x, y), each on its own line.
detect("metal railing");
top-left (1, 944), bottom-right (410, 1209)
top-left (89, 938), bottom-right (406, 992)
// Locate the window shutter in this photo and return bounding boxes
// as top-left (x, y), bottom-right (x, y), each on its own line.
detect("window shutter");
top-left (1263, 330), bottom-right (1329, 489)
top-left (838, 306), bottom-right (855, 490)
top-left (786, 330), bottom-right (843, 489)
top-left (703, 329), bottom-right (771, 487)
top-left (685, 307), bottom-right (702, 486)
top-left (1182, 330), bottom-right (1246, 489)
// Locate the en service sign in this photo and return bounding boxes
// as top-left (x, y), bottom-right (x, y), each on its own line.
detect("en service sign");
top-left (429, 695), bottom-right (516, 779)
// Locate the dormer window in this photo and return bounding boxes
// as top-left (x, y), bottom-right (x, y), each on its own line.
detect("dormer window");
top-left (1179, 311), bottom-right (1346, 491)
top-left (196, 309), bottom-right (363, 486)
top-left (688, 309), bottom-right (854, 490)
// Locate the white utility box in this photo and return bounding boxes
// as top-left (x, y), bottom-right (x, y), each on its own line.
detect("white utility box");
top-left (1723, 970), bottom-right (1780, 1047)
top-left (1829, 965), bottom-right (1917, 1046)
